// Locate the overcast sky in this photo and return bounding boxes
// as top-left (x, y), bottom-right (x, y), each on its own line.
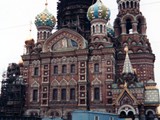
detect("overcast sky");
top-left (0, 0), bottom-right (160, 88)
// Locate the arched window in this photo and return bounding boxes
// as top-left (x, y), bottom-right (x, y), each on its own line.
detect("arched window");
top-left (61, 88), bottom-right (66, 100)
top-left (93, 26), bottom-right (95, 34)
top-left (40, 32), bottom-right (42, 39)
top-left (70, 64), bottom-right (75, 73)
top-left (94, 87), bottom-right (100, 100)
top-left (70, 88), bottom-right (75, 100)
top-left (94, 63), bottom-right (99, 73)
top-left (100, 25), bottom-right (103, 33)
top-left (137, 18), bottom-right (142, 34)
top-left (47, 32), bottom-right (50, 38)
top-left (62, 65), bottom-right (67, 74)
top-left (126, 18), bottom-right (132, 34)
top-left (135, 2), bottom-right (137, 8)
top-left (44, 31), bottom-right (46, 39)
top-left (33, 89), bottom-right (38, 102)
top-left (34, 67), bottom-right (39, 76)
top-left (120, 111), bottom-right (126, 118)
top-left (126, 1), bottom-right (129, 8)
top-left (37, 32), bottom-right (40, 39)
top-left (123, 2), bottom-right (125, 9)
top-left (54, 65), bottom-right (58, 74)
top-left (53, 88), bottom-right (58, 100)
top-left (120, 4), bottom-right (122, 10)
top-left (147, 111), bottom-right (154, 120)
top-left (131, 1), bottom-right (133, 8)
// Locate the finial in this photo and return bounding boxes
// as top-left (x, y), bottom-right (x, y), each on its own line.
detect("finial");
top-left (122, 46), bottom-right (134, 74)
top-left (45, 0), bottom-right (48, 8)
top-left (26, 21), bottom-right (33, 40)
top-left (133, 68), bottom-right (137, 74)
top-left (124, 81), bottom-right (127, 88)
top-left (124, 46), bottom-right (129, 54)
top-left (29, 21), bottom-right (32, 39)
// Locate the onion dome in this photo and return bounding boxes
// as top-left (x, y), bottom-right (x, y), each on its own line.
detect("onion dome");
top-left (87, 0), bottom-right (111, 21)
top-left (106, 22), bottom-right (115, 37)
top-left (35, 3), bottom-right (56, 29)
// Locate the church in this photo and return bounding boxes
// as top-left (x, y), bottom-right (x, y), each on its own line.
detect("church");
top-left (21, 0), bottom-right (159, 119)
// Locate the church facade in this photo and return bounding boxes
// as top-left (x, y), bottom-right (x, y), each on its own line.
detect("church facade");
top-left (21, 0), bottom-right (159, 119)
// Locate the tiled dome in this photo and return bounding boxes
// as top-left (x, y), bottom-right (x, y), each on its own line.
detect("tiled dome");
top-left (35, 8), bottom-right (56, 28)
top-left (87, 0), bottom-right (110, 21)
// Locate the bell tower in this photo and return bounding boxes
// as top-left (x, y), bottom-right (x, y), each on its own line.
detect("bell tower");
top-left (114, 0), bottom-right (155, 83)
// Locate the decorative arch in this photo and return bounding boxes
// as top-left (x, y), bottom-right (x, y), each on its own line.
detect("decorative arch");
top-left (137, 49), bottom-right (143, 53)
top-left (121, 14), bottom-right (135, 23)
top-left (25, 109), bottom-right (40, 116)
top-left (43, 28), bottom-right (87, 52)
top-left (131, 41), bottom-right (137, 45)
top-left (48, 110), bottom-right (61, 117)
top-left (136, 15), bottom-right (146, 34)
top-left (60, 79), bottom-right (68, 86)
top-left (118, 104), bottom-right (136, 115)
top-left (98, 44), bottom-right (104, 49)
top-left (146, 109), bottom-right (156, 115)
top-left (51, 79), bottom-right (60, 87)
top-left (128, 49), bottom-right (134, 53)
top-left (31, 81), bottom-right (40, 88)
top-left (121, 15), bottom-right (136, 34)
top-left (68, 79), bottom-right (77, 86)
top-left (92, 78), bottom-right (102, 86)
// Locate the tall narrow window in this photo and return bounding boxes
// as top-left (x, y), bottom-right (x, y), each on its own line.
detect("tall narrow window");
top-left (62, 65), bottom-right (67, 74)
top-left (53, 89), bottom-right (58, 100)
top-left (54, 65), bottom-right (58, 74)
top-left (44, 31), bottom-right (46, 39)
top-left (33, 89), bottom-right (38, 102)
top-left (93, 26), bottom-right (95, 34)
top-left (61, 88), bottom-right (66, 100)
top-left (34, 67), bottom-right (39, 76)
top-left (71, 64), bottom-right (75, 73)
top-left (94, 63), bottom-right (99, 73)
top-left (126, 19), bottom-right (132, 34)
top-left (100, 25), bottom-right (103, 33)
top-left (94, 87), bottom-right (100, 100)
top-left (70, 88), bottom-right (75, 100)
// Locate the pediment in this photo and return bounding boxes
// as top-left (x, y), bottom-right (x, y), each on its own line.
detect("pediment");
top-left (43, 28), bottom-right (87, 52)
top-left (31, 81), bottom-right (39, 88)
top-left (51, 79), bottom-right (60, 87)
top-left (92, 78), bottom-right (101, 86)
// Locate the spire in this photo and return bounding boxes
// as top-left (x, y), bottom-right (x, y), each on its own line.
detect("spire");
top-left (26, 21), bottom-right (33, 41)
top-left (122, 46), bottom-right (134, 74)
top-left (45, 0), bottom-right (48, 8)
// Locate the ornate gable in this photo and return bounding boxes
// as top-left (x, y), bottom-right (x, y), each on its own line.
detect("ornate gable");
top-left (43, 28), bottom-right (87, 52)
top-left (115, 87), bottom-right (139, 106)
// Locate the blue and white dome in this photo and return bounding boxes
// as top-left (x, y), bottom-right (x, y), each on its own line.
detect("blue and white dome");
top-left (87, 0), bottom-right (111, 21)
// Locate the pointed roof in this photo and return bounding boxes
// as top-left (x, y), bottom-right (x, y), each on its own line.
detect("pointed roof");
top-left (122, 46), bottom-right (134, 74)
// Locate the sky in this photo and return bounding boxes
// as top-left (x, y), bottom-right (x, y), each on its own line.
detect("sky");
top-left (0, 0), bottom-right (160, 88)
